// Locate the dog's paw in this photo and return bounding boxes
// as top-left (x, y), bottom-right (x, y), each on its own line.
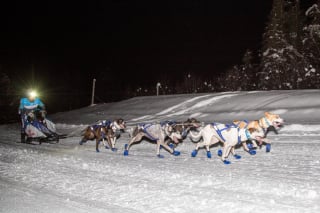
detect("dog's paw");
top-left (217, 149), bottom-right (222, 157)
top-left (247, 143), bottom-right (253, 149)
top-left (207, 151), bottom-right (212, 158)
top-left (266, 144), bottom-right (271, 152)
top-left (157, 154), bottom-right (164, 158)
top-left (105, 146), bottom-right (109, 149)
top-left (172, 150), bottom-right (180, 156)
top-left (223, 160), bottom-right (231, 165)
top-left (169, 143), bottom-right (175, 149)
top-left (191, 149), bottom-right (198, 157)
top-left (123, 149), bottom-right (129, 156)
top-left (96, 149), bottom-right (100, 153)
top-left (234, 154), bottom-right (241, 159)
top-left (248, 149), bottom-right (256, 155)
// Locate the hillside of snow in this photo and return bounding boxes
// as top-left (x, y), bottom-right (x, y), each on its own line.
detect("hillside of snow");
top-left (1, 90), bottom-right (320, 213)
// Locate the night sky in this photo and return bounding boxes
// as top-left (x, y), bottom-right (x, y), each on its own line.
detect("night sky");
top-left (1, 0), bottom-right (278, 109)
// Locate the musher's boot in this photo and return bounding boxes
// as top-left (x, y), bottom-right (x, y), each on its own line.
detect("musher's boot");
top-left (21, 133), bottom-right (26, 143)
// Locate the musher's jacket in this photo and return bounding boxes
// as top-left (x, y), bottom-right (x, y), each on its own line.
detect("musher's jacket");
top-left (19, 97), bottom-right (45, 114)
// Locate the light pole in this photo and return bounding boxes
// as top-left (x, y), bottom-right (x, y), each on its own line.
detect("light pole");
top-left (156, 82), bottom-right (161, 96)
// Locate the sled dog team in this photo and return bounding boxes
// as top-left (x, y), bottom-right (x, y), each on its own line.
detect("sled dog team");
top-left (79, 112), bottom-right (284, 164)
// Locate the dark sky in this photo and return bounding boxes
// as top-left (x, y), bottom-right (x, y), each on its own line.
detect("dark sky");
top-left (1, 0), bottom-right (276, 105)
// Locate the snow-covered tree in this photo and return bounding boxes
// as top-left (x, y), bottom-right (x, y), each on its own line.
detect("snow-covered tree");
top-left (222, 50), bottom-right (257, 91)
top-left (259, 0), bottom-right (306, 90)
top-left (301, 1), bottom-right (320, 88)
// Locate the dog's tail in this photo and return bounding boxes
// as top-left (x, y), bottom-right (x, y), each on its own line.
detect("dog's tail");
top-left (189, 129), bottom-right (202, 142)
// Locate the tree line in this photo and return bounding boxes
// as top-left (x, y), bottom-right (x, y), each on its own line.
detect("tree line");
top-left (133, 0), bottom-right (320, 95)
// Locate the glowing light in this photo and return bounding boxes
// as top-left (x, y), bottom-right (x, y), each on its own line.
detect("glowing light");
top-left (28, 90), bottom-right (38, 98)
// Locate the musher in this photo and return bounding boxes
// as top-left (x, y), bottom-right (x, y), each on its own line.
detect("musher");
top-left (18, 90), bottom-right (45, 143)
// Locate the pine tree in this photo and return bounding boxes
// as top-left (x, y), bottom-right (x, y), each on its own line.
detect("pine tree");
top-left (259, 0), bottom-right (286, 89)
top-left (301, 0), bottom-right (320, 88)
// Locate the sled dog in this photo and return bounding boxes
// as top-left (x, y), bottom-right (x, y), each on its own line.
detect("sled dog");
top-left (124, 118), bottom-right (201, 158)
top-left (80, 119), bottom-right (126, 152)
top-left (233, 111), bottom-right (284, 153)
top-left (189, 123), bottom-right (264, 164)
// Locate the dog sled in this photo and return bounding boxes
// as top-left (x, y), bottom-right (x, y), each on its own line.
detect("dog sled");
top-left (21, 109), bottom-right (64, 144)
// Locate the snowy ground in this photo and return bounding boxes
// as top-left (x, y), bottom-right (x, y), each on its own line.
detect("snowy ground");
top-left (1, 90), bottom-right (320, 213)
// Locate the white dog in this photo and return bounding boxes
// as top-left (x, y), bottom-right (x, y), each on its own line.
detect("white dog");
top-left (189, 123), bottom-right (264, 164)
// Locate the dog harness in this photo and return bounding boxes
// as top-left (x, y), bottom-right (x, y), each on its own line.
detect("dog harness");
top-left (139, 124), bottom-right (159, 141)
top-left (211, 123), bottom-right (241, 143)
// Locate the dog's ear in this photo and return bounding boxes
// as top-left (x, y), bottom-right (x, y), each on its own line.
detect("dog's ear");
top-left (265, 111), bottom-right (273, 117)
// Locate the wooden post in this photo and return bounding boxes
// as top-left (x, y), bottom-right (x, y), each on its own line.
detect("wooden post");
top-left (91, 78), bottom-right (96, 106)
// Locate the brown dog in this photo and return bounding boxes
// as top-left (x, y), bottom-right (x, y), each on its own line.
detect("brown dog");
top-left (79, 119), bottom-right (126, 152)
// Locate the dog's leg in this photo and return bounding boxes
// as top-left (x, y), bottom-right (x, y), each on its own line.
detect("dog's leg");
top-left (262, 138), bottom-right (271, 152)
top-left (96, 138), bottom-right (100, 152)
top-left (205, 145), bottom-right (211, 158)
top-left (242, 142), bottom-right (250, 152)
top-left (191, 141), bottom-right (205, 157)
top-left (251, 139), bottom-right (258, 148)
top-left (231, 146), bottom-right (241, 159)
top-left (124, 133), bottom-right (143, 156)
top-left (105, 136), bottom-right (112, 149)
top-left (221, 144), bottom-right (233, 164)
top-left (158, 141), bottom-right (180, 157)
top-left (96, 138), bottom-right (101, 152)
top-left (242, 141), bottom-right (257, 155)
top-left (111, 137), bottom-right (117, 152)
top-left (102, 137), bottom-right (110, 149)
top-left (79, 137), bottom-right (87, 145)
top-left (79, 130), bottom-right (92, 145)
top-left (156, 140), bottom-right (164, 158)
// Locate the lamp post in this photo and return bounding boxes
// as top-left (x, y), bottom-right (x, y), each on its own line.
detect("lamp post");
top-left (156, 82), bottom-right (161, 96)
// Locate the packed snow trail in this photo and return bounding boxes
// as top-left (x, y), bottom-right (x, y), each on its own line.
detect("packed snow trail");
top-left (0, 123), bottom-right (320, 213)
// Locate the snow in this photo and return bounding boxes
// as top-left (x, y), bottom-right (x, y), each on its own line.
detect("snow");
top-left (1, 90), bottom-right (320, 213)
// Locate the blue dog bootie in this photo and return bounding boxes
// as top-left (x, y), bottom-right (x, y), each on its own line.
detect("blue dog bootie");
top-left (123, 144), bottom-right (129, 156)
top-left (266, 144), bottom-right (271, 152)
top-left (173, 150), bottom-right (180, 156)
top-left (207, 151), bottom-right (212, 158)
top-left (191, 149), bottom-right (198, 157)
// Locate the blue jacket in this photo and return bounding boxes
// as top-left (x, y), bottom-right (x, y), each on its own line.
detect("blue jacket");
top-left (19, 97), bottom-right (45, 114)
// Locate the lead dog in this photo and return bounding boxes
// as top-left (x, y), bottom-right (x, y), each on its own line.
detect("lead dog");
top-left (79, 119), bottom-right (126, 152)
top-left (189, 122), bottom-right (265, 164)
top-left (233, 111), bottom-right (284, 153)
top-left (123, 118), bottom-right (201, 158)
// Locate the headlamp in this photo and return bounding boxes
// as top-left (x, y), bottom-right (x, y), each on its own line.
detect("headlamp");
top-left (28, 90), bottom-right (37, 99)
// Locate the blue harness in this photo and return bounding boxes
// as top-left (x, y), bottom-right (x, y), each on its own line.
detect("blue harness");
top-left (211, 123), bottom-right (244, 144)
top-left (139, 123), bottom-right (159, 141)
